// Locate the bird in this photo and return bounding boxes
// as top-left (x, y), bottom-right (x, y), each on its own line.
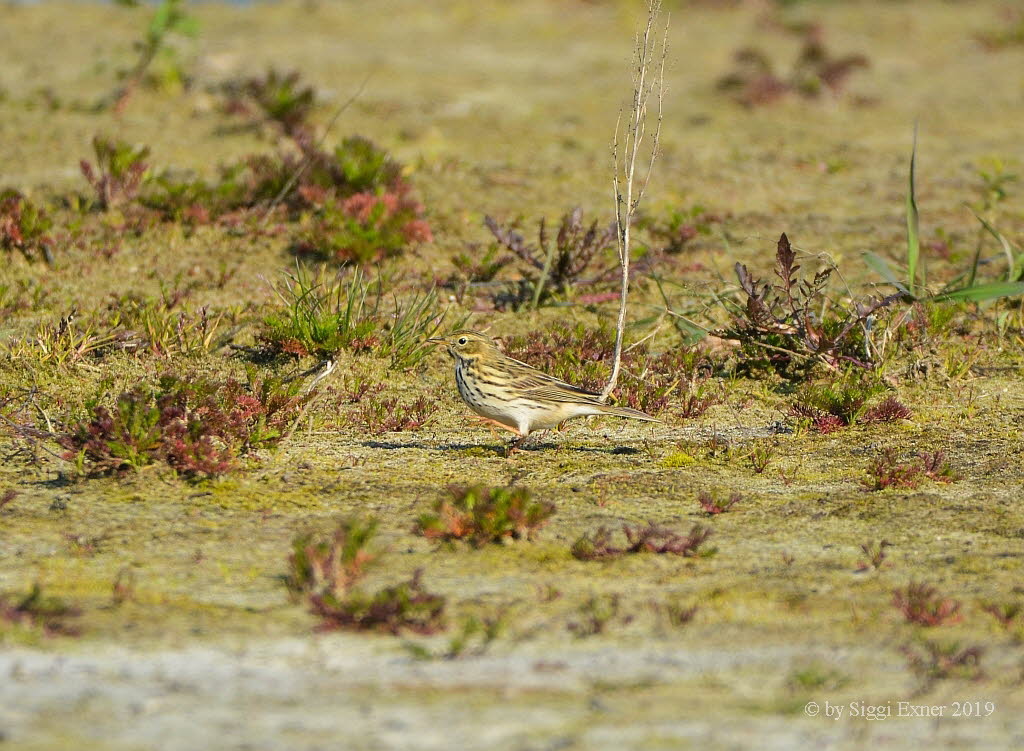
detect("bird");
top-left (427, 330), bottom-right (659, 450)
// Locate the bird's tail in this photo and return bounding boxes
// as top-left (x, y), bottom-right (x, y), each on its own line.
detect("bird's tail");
top-left (596, 404), bottom-right (661, 423)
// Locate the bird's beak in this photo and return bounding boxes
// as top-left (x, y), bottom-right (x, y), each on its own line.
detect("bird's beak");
top-left (426, 337), bottom-right (454, 358)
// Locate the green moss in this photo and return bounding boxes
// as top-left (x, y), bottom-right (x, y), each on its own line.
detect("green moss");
top-left (661, 452), bottom-right (696, 468)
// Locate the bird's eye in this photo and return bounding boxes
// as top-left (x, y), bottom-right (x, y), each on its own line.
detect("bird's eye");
top-left (457, 337), bottom-right (467, 346)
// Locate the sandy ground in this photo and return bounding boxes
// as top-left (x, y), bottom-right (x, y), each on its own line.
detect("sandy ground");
top-left (4, 637), bottom-right (1022, 751)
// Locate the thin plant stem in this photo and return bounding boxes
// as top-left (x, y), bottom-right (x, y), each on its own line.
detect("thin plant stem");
top-left (532, 228), bottom-right (558, 310)
top-left (602, 0), bottom-right (667, 402)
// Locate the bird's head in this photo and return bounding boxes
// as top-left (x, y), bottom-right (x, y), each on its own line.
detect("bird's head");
top-left (426, 330), bottom-right (498, 363)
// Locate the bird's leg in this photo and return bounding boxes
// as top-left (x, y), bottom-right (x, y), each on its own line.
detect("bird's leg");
top-left (465, 415), bottom-right (523, 455)
top-left (507, 428), bottom-right (547, 457)
top-left (466, 415), bottom-right (519, 442)
top-left (505, 434), bottom-right (526, 458)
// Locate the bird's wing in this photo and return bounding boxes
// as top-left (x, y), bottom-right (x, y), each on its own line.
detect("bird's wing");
top-left (506, 360), bottom-right (604, 404)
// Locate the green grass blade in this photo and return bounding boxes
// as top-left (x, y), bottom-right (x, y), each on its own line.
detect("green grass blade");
top-left (931, 281), bottom-right (1024, 303)
top-left (649, 273), bottom-right (710, 345)
top-left (906, 127), bottom-right (921, 297)
top-left (863, 252), bottom-right (910, 296)
top-left (532, 236), bottom-right (557, 310)
top-left (966, 242), bottom-right (983, 289)
top-left (672, 315), bottom-right (710, 346)
top-left (970, 208), bottom-right (1019, 282)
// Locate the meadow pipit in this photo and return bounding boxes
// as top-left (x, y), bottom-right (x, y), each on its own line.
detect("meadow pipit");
top-left (428, 330), bottom-right (659, 449)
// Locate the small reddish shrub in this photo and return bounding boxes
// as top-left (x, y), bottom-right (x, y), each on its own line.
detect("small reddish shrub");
top-left (286, 517), bottom-right (379, 598)
top-left (856, 540), bottom-right (892, 571)
top-left (485, 207), bottom-right (617, 304)
top-left (717, 33), bottom-right (869, 108)
top-left (0, 190), bottom-right (54, 261)
top-left (892, 582), bottom-right (962, 626)
top-left (0, 583), bottom-right (82, 638)
top-left (351, 394), bottom-right (435, 434)
top-left (981, 602), bottom-right (1021, 629)
top-left (295, 189), bottom-right (432, 265)
top-left (863, 450), bottom-right (923, 490)
top-left (58, 374), bottom-right (307, 478)
top-left (862, 449), bottom-right (958, 491)
top-left (284, 519), bottom-right (447, 635)
top-left (698, 490), bottom-right (740, 515)
top-left (572, 522), bottom-right (715, 560)
top-left (918, 451), bottom-right (959, 482)
top-left (80, 136), bottom-right (150, 210)
top-left (861, 397), bottom-right (913, 424)
top-left (415, 485), bottom-right (555, 547)
top-left (310, 569), bottom-right (446, 635)
top-left (789, 374), bottom-right (910, 433)
top-left (902, 641), bottom-right (985, 688)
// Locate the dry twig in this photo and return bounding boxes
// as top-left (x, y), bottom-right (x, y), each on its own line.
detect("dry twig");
top-left (602, 0), bottom-right (669, 401)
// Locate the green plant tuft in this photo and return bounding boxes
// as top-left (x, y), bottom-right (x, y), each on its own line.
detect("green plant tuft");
top-left (415, 485), bottom-right (556, 547)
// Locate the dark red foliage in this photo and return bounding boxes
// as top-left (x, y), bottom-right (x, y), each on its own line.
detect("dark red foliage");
top-left (484, 207), bottom-right (617, 302)
top-left (892, 582), bottom-right (962, 626)
top-left (856, 540), bottom-right (892, 571)
top-left (789, 377), bottom-right (909, 434)
top-left (572, 522), bottom-right (714, 560)
top-left (0, 583), bottom-right (82, 638)
top-left (725, 233), bottom-right (899, 377)
top-left (673, 387), bottom-right (719, 420)
top-left (862, 397), bottom-right (913, 424)
top-left (414, 485), bottom-right (555, 547)
top-left (0, 489), bottom-right (16, 511)
top-left (788, 405), bottom-right (846, 434)
top-left (902, 641), bottom-right (985, 686)
top-left (58, 375), bottom-right (307, 478)
top-left (862, 449), bottom-right (923, 491)
top-left (717, 36), bottom-right (869, 108)
top-left (863, 449), bottom-right (958, 491)
top-left (624, 523), bottom-right (714, 556)
top-left (294, 189), bottom-right (432, 265)
top-left (351, 394), bottom-right (435, 434)
top-left (285, 518), bottom-right (379, 598)
top-left (137, 117), bottom-right (431, 252)
top-left (0, 190), bottom-right (54, 260)
top-left (918, 451), bottom-right (958, 482)
top-left (330, 374), bottom-right (386, 405)
top-left (698, 490), bottom-right (740, 515)
top-left (659, 602), bottom-right (699, 628)
top-left (814, 413), bottom-right (846, 434)
top-left (981, 602), bottom-right (1021, 629)
top-left (309, 569), bottom-right (446, 635)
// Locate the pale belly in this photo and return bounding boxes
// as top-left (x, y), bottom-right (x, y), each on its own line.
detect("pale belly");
top-left (454, 363), bottom-right (598, 435)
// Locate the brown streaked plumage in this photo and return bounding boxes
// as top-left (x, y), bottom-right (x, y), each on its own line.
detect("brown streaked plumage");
top-left (427, 330), bottom-right (659, 446)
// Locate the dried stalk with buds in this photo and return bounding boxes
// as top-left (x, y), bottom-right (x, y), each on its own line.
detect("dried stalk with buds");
top-left (602, 0), bottom-right (669, 402)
